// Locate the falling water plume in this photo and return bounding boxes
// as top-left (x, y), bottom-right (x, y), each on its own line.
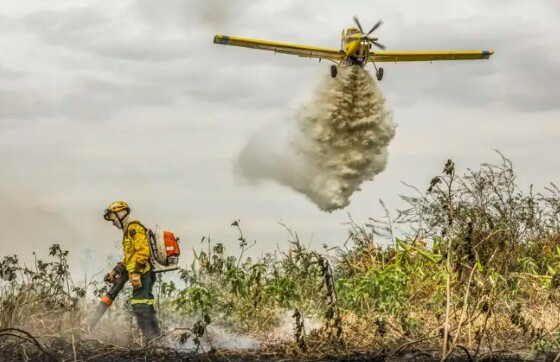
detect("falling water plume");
top-left (236, 66), bottom-right (396, 212)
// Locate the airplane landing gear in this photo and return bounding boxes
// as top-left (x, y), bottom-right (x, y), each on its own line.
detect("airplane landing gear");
top-left (330, 65), bottom-right (337, 78)
top-left (376, 67), bottom-right (384, 81)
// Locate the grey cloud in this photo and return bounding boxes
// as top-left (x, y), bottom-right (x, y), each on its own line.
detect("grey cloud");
top-left (379, 15), bottom-right (560, 111)
top-left (0, 2), bottom-right (314, 123)
top-left (23, 7), bottom-right (192, 62)
top-left (0, 74), bottom-right (178, 121)
top-left (7, 0), bottom-right (560, 125)
top-left (0, 65), bottom-right (25, 81)
top-left (133, 0), bottom-right (254, 30)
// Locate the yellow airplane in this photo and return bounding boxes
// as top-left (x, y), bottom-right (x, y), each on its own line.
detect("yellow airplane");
top-left (214, 16), bottom-right (493, 81)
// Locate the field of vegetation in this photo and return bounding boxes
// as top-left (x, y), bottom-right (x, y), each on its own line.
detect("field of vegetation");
top-left (1, 155), bottom-right (560, 361)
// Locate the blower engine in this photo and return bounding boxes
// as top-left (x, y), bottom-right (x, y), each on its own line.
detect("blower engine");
top-left (148, 225), bottom-right (181, 272)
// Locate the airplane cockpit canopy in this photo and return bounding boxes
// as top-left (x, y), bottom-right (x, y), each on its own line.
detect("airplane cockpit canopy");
top-left (342, 27), bottom-right (361, 48)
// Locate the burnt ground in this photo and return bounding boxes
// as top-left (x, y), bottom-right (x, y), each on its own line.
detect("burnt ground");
top-left (0, 341), bottom-right (556, 362)
top-left (0, 329), bottom-right (554, 362)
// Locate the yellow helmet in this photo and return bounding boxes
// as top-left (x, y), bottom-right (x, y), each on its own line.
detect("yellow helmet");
top-left (103, 201), bottom-right (130, 221)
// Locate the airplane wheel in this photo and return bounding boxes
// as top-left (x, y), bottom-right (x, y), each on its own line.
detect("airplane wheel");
top-left (376, 67), bottom-right (384, 81)
top-left (330, 65), bottom-right (337, 78)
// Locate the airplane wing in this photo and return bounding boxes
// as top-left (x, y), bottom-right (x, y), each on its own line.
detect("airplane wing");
top-left (371, 50), bottom-right (494, 62)
top-left (214, 34), bottom-right (345, 61)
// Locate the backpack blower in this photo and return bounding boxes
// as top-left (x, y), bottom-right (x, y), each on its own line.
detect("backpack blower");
top-left (88, 226), bottom-right (181, 331)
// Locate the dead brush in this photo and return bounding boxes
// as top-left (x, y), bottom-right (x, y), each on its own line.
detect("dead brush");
top-left (0, 245), bottom-right (91, 360)
top-left (292, 308), bottom-right (307, 352)
top-left (315, 253), bottom-right (344, 348)
top-left (2, 154), bottom-right (560, 360)
top-left (0, 245), bottom-right (85, 330)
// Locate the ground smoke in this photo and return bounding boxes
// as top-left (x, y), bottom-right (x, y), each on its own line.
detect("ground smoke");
top-left (236, 66), bottom-right (396, 212)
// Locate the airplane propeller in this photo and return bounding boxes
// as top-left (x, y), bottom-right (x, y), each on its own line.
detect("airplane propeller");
top-left (353, 15), bottom-right (365, 34)
top-left (365, 20), bottom-right (383, 37)
top-left (370, 39), bottom-right (386, 50)
top-left (353, 16), bottom-right (386, 50)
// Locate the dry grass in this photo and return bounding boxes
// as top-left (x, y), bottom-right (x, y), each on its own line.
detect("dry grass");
top-left (1, 154), bottom-right (560, 361)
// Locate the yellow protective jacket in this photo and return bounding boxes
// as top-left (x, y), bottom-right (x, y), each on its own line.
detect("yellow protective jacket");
top-left (121, 221), bottom-right (151, 274)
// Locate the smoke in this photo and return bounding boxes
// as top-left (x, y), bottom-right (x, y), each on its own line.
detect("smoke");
top-left (194, 0), bottom-right (236, 28)
top-left (164, 312), bottom-right (322, 351)
top-left (272, 312), bottom-right (322, 341)
top-left (236, 66), bottom-right (396, 212)
top-left (0, 189), bottom-right (82, 259)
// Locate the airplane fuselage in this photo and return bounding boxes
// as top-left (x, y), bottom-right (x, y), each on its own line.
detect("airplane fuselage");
top-left (341, 27), bottom-right (371, 65)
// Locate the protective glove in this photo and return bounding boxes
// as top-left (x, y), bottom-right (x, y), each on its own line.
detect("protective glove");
top-left (103, 271), bottom-right (115, 283)
top-left (129, 272), bottom-right (142, 290)
top-left (104, 262), bottom-right (125, 283)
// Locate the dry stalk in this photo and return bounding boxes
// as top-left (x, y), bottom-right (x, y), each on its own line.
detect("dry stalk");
top-left (293, 308), bottom-right (307, 352)
top-left (441, 237), bottom-right (453, 360)
top-left (71, 328), bottom-right (77, 362)
top-left (445, 263), bottom-right (477, 359)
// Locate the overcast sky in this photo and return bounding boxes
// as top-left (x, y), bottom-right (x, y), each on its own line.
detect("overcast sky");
top-left (1, 0), bottom-right (559, 275)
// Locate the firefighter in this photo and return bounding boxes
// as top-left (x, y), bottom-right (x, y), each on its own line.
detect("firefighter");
top-left (103, 201), bottom-right (161, 340)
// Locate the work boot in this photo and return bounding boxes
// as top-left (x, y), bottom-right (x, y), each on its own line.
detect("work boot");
top-left (132, 303), bottom-right (160, 340)
top-left (150, 309), bottom-right (161, 337)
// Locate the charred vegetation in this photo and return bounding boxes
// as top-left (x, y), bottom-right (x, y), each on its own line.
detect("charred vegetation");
top-left (1, 154), bottom-right (560, 361)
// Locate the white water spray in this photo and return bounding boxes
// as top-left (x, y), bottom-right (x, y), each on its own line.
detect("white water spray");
top-left (236, 66), bottom-right (396, 212)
